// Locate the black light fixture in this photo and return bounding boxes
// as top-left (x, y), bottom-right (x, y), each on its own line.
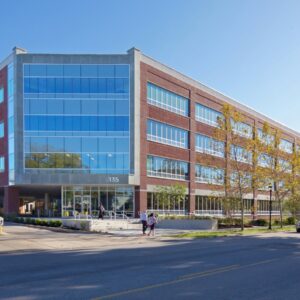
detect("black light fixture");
top-left (268, 183), bottom-right (273, 230)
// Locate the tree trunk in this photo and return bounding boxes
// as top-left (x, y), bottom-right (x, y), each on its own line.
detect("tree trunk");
top-left (279, 197), bottom-right (283, 228)
top-left (241, 197), bottom-right (244, 231)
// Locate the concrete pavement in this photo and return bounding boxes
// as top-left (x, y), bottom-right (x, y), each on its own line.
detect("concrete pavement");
top-left (1, 224), bottom-right (300, 299)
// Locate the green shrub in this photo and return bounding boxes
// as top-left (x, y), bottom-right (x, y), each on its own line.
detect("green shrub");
top-left (285, 217), bottom-right (296, 225)
top-left (35, 219), bottom-right (42, 225)
top-left (30, 219), bottom-right (36, 225)
top-left (273, 219), bottom-right (280, 225)
top-left (218, 217), bottom-right (242, 227)
top-left (49, 220), bottom-right (62, 227)
top-left (17, 217), bottom-right (24, 223)
top-left (25, 218), bottom-right (32, 224)
top-left (251, 219), bottom-right (268, 226)
top-left (40, 220), bottom-right (48, 226)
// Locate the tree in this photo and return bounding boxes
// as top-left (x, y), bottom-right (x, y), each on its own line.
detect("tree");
top-left (154, 183), bottom-right (186, 213)
top-left (169, 183), bottom-right (186, 211)
top-left (254, 123), bottom-right (299, 228)
top-left (214, 103), bottom-right (254, 231)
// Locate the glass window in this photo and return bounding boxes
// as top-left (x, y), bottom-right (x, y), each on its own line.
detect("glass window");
top-left (258, 153), bottom-right (273, 168)
top-left (63, 65), bottom-right (81, 77)
top-left (0, 88), bottom-right (3, 103)
top-left (46, 65), bottom-right (64, 77)
top-left (98, 65), bottom-right (115, 78)
top-left (195, 103), bottom-right (223, 127)
top-left (0, 122), bottom-right (4, 138)
top-left (195, 134), bottom-right (224, 157)
top-left (47, 99), bottom-right (64, 114)
top-left (147, 82), bottom-right (189, 116)
top-left (98, 100), bottom-right (115, 115)
top-left (147, 119), bottom-right (188, 149)
top-left (30, 137), bottom-right (48, 152)
top-left (48, 137), bottom-right (64, 152)
top-left (65, 137), bottom-right (81, 152)
top-left (257, 128), bottom-right (274, 145)
top-left (231, 120), bottom-right (252, 138)
top-left (230, 145), bottom-right (252, 164)
top-left (82, 137), bottom-right (98, 152)
top-left (81, 65), bottom-right (98, 77)
top-left (0, 157), bottom-right (5, 172)
top-left (29, 65), bottom-right (47, 77)
top-left (115, 65), bottom-right (129, 77)
top-left (115, 138), bottom-right (129, 152)
top-left (23, 63), bottom-right (130, 173)
top-left (195, 164), bottom-right (224, 185)
top-left (115, 100), bottom-right (129, 115)
top-left (98, 138), bottom-right (115, 152)
top-left (81, 100), bottom-right (98, 115)
top-left (64, 100), bottom-right (81, 114)
top-left (29, 99), bottom-right (47, 114)
top-left (147, 155), bottom-right (189, 180)
top-left (279, 139), bottom-right (293, 154)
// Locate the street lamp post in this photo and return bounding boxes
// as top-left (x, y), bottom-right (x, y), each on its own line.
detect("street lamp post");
top-left (269, 184), bottom-right (272, 230)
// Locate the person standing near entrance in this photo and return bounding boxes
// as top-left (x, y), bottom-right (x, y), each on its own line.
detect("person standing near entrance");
top-left (98, 203), bottom-right (105, 220)
top-left (140, 211), bottom-right (148, 235)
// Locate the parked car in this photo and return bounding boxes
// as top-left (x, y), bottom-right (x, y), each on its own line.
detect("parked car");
top-left (296, 221), bottom-right (300, 233)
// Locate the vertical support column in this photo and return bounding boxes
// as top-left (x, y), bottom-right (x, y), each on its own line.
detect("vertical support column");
top-left (44, 193), bottom-right (49, 217)
top-left (3, 186), bottom-right (19, 215)
top-left (134, 61), bottom-right (148, 218)
top-left (189, 89), bottom-right (196, 214)
top-left (135, 187), bottom-right (147, 217)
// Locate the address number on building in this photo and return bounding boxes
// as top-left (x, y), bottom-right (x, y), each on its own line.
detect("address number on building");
top-left (107, 177), bottom-right (120, 183)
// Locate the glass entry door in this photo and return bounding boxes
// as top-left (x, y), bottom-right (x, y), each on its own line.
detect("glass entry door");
top-left (74, 195), bottom-right (91, 215)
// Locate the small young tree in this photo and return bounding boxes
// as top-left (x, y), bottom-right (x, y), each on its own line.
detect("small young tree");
top-left (169, 183), bottom-right (186, 212)
top-left (154, 183), bottom-right (186, 214)
top-left (154, 185), bottom-right (169, 212)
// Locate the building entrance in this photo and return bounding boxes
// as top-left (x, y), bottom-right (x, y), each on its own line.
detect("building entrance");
top-left (74, 195), bottom-right (91, 215)
top-left (62, 185), bottom-right (134, 218)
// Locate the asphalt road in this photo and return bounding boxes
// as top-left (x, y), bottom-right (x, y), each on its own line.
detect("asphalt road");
top-left (1, 224), bottom-right (300, 300)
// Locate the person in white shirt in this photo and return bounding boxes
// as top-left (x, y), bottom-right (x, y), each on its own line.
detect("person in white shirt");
top-left (140, 211), bottom-right (148, 235)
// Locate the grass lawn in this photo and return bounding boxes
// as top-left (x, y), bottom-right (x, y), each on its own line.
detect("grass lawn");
top-left (175, 226), bottom-right (296, 239)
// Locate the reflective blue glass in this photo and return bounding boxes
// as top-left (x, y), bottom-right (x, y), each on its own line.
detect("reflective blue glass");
top-left (47, 65), bottom-right (63, 77)
top-left (30, 65), bottom-right (46, 76)
top-left (64, 65), bottom-right (80, 77)
top-left (115, 65), bottom-right (129, 77)
top-left (81, 65), bottom-right (97, 77)
top-left (0, 122), bottom-right (4, 138)
top-left (98, 65), bottom-right (115, 77)
top-left (24, 63), bottom-right (130, 174)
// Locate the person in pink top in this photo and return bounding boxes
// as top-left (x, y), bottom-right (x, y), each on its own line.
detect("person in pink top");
top-left (147, 213), bottom-right (157, 236)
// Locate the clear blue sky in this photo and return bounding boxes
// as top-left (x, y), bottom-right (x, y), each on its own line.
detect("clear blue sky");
top-left (1, 0), bottom-right (300, 131)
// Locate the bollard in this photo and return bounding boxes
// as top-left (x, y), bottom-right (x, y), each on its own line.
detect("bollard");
top-left (0, 217), bottom-right (3, 234)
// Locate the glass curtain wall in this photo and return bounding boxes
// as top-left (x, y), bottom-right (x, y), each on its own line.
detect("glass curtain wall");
top-left (147, 192), bottom-right (188, 215)
top-left (62, 185), bottom-right (134, 217)
top-left (23, 64), bottom-right (130, 174)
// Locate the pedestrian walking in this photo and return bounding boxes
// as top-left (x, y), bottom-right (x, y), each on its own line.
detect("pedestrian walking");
top-left (98, 203), bottom-right (105, 220)
top-left (147, 213), bottom-right (157, 236)
top-left (140, 211), bottom-right (148, 235)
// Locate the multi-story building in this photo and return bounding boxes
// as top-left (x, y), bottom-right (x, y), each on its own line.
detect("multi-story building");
top-left (0, 47), bottom-right (298, 218)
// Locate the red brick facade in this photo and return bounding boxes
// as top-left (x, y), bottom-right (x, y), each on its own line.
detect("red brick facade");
top-left (135, 61), bottom-right (297, 215)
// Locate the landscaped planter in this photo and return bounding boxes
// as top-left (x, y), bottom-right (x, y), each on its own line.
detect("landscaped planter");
top-left (156, 219), bottom-right (218, 230)
top-left (62, 219), bottom-right (140, 231)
